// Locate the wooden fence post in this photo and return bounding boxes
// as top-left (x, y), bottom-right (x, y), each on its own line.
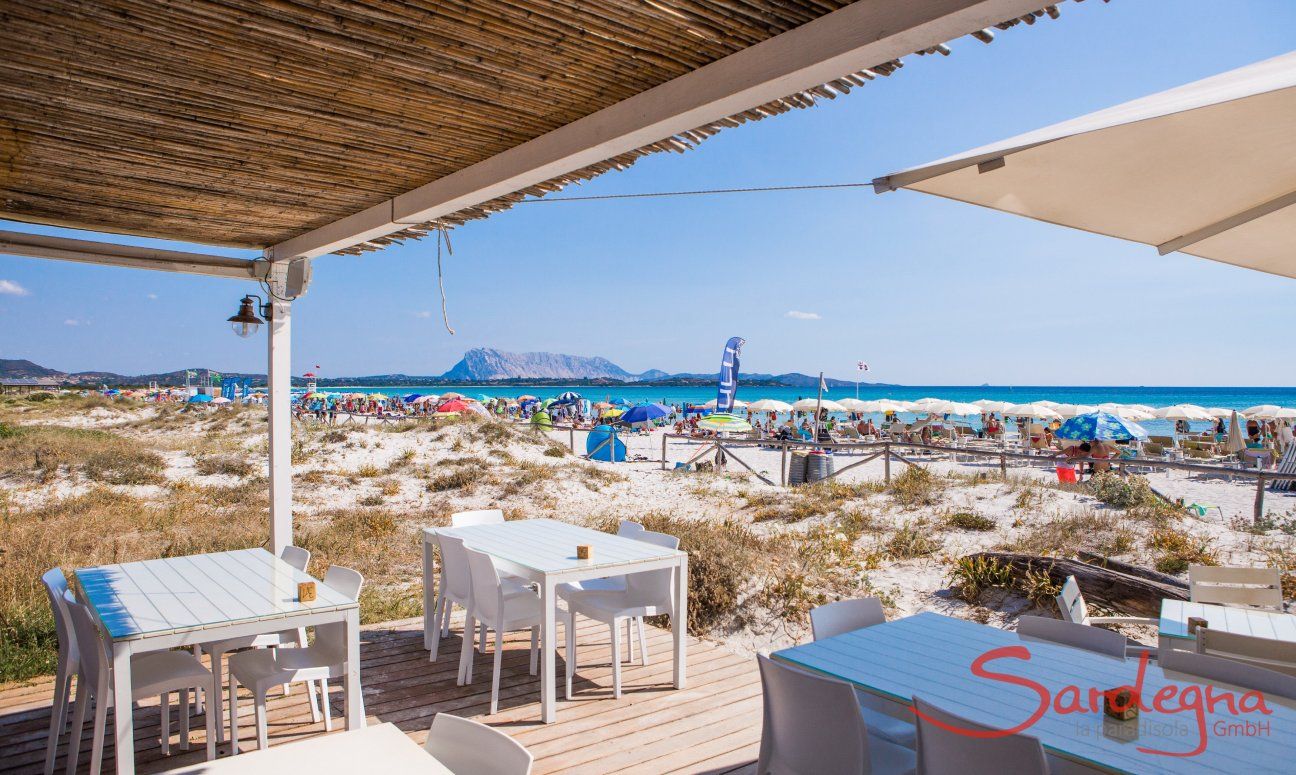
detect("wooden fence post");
top-left (661, 433), bottom-right (668, 470)
top-left (1000, 449), bottom-right (1008, 478)
top-left (780, 443), bottom-right (788, 487)
top-left (883, 442), bottom-right (891, 483)
top-left (569, 426), bottom-right (575, 453)
top-left (1255, 474), bottom-right (1266, 523)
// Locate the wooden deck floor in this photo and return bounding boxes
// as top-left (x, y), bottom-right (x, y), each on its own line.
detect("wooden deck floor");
top-left (0, 615), bottom-right (761, 774)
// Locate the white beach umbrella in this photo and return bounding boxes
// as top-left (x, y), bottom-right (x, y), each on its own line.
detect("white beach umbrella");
top-left (1273, 407), bottom-right (1296, 420)
top-left (836, 398), bottom-right (871, 412)
top-left (873, 53), bottom-right (1296, 279)
top-left (747, 399), bottom-right (793, 413)
top-left (792, 398), bottom-right (846, 413)
top-left (972, 399), bottom-right (1012, 413)
top-left (1154, 404), bottom-right (1215, 421)
top-left (1205, 407), bottom-right (1235, 419)
top-left (1033, 400), bottom-right (1063, 409)
top-left (1004, 403), bottom-right (1062, 420)
top-left (702, 398), bottom-right (748, 410)
top-left (1226, 411), bottom-right (1246, 454)
top-left (1126, 404), bottom-right (1157, 414)
top-left (865, 399), bottom-right (914, 414)
top-left (1054, 403), bottom-right (1099, 418)
top-left (1244, 405), bottom-right (1284, 419)
top-left (1097, 403), bottom-right (1155, 422)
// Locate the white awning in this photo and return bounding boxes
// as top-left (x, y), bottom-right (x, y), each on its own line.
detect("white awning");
top-left (872, 52), bottom-right (1296, 278)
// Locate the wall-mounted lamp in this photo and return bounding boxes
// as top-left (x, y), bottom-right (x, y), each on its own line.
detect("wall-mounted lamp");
top-left (228, 294), bottom-right (268, 338)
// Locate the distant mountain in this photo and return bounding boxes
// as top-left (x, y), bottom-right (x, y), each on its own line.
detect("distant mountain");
top-left (3, 353), bottom-right (894, 389)
top-left (440, 348), bottom-right (658, 382)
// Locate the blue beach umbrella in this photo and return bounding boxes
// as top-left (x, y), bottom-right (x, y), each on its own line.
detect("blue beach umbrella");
top-left (620, 403), bottom-right (670, 424)
top-left (403, 394), bottom-right (423, 402)
top-left (552, 391), bottom-right (582, 405)
top-left (610, 397), bottom-right (633, 407)
top-left (1055, 411), bottom-right (1148, 442)
top-left (187, 393), bottom-right (213, 403)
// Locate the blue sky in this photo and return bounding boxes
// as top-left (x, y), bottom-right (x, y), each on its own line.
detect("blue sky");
top-left (2, 0), bottom-right (1294, 386)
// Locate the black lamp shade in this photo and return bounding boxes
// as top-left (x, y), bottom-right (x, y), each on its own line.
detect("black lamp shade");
top-left (228, 295), bottom-right (265, 337)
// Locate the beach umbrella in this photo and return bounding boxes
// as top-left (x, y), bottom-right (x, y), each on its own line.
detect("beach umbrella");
top-left (211, 396), bottom-right (232, 404)
top-left (1055, 411), bottom-right (1149, 442)
top-left (1054, 404), bottom-right (1099, 418)
top-left (438, 391), bottom-right (464, 400)
top-left (436, 399), bottom-right (471, 413)
top-left (611, 397), bottom-right (633, 407)
top-left (748, 399), bottom-right (793, 413)
top-left (187, 394), bottom-right (213, 403)
top-left (1205, 407), bottom-right (1235, 419)
top-left (697, 412), bottom-right (753, 432)
top-left (702, 398), bottom-right (748, 410)
top-left (620, 403), bottom-right (670, 424)
top-left (516, 394), bottom-right (538, 402)
top-left (837, 398), bottom-right (870, 412)
top-left (530, 410), bottom-right (553, 430)
top-left (791, 398), bottom-right (845, 413)
top-left (865, 399), bottom-right (914, 414)
top-left (552, 391), bottom-right (582, 405)
top-left (1005, 403), bottom-right (1062, 420)
top-left (872, 53), bottom-right (1296, 279)
top-left (366, 393), bottom-right (388, 401)
top-left (1033, 400), bottom-right (1063, 409)
top-left (1226, 411), bottom-right (1246, 453)
top-left (466, 402), bottom-right (489, 416)
top-left (1155, 404), bottom-right (1215, 421)
top-left (402, 394), bottom-right (423, 402)
top-left (944, 402), bottom-right (985, 416)
top-left (1243, 404), bottom-right (1284, 419)
top-left (600, 407), bottom-right (625, 419)
top-left (1097, 403), bottom-right (1155, 422)
top-left (593, 401), bottom-right (615, 410)
top-left (972, 399), bottom-right (1012, 413)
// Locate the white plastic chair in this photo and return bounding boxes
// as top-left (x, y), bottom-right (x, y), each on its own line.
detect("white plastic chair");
top-left (1189, 565), bottom-right (1284, 610)
top-left (808, 598), bottom-right (913, 748)
top-left (65, 601), bottom-right (216, 774)
top-left (40, 569), bottom-right (78, 775)
top-left (226, 565), bottom-right (364, 752)
top-left (914, 695), bottom-right (1048, 775)
top-left (810, 597), bottom-right (886, 641)
top-left (1161, 646), bottom-right (1296, 699)
top-left (424, 712), bottom-right (533, 775)
top-left (554, 520), bottom-right (648, 667)
top-left (562, 529), bottom-right (678, 700)
top-left (1055, 576), bottom-right (1157, 658)
top-left (195, 545), bottom-right (319, 745)
top-left (451, 508), bottom-right (505, 527)
top-left (458, 545), bottom-right (541, 714)
top-left (1017, 615), bottom-right (1129, 659)
top-left (755, 655), bottom-right (916, 775)
top-left (1196, 628), bottom-right (1296, 676)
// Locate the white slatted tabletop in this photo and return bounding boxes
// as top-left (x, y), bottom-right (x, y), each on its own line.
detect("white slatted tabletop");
top-left (439, 517), bottom-right (685, 573)
top-left (73, 549), bottom-right (364, 775)
top-left (426, 518), bottom-right (688, 723)
top-left (773, 612), bottom-right (1296, 774)
top-left (169, 723), bottom-right (448, 774)
top-left (1161, 600), bottom-right (1296, 643)
top-left (75, 548), bottom-right (356, 641)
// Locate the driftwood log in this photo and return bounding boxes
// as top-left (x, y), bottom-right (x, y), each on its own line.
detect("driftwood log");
top-left (1075, 551), bottom-right (1188, 588)
top-left (964, 552), bottom-right (1189, 618)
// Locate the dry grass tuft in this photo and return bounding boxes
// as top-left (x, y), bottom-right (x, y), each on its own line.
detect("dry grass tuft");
top-left (0, 424), bottom-right (165, 485)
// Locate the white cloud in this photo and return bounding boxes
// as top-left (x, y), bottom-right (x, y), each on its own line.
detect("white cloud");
top-left (785, 310), bottom-right (821, 320)
top-left (413, 310), bottom-right (432, 318)
top-left (147, 293), bottom-right (158, 300)
top-left (64, 319), bottom-right (79, 326)
top-left (0, 280), bottom-right (30, 296)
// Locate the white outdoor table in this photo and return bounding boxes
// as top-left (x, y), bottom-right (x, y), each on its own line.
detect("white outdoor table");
top-left (1160, 599), bottom-right (1296, 652)
top-left (773, 612), bottom-right (1296, 773)
top-left (74, 548), bottom-right (364, 774)
top-left (424, 518), bottom-right (688, 723)
top-left (169, 722), bottom-right (446, 774)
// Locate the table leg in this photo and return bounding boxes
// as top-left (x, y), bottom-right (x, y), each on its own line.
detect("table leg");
top-left (541, 577), bottom-right (557, 723)
top-left (111, 639), bottom-right (135, 775)
top-left (343, 609), bottom-right (365, 729)
top-left (422, 536), bottom-right (435, 650)
top-left (673, 556), bottom-right (688, 689)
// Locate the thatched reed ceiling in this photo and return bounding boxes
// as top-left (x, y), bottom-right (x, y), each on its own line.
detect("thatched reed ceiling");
top-left (0, 1), bottom-right (1076, 255)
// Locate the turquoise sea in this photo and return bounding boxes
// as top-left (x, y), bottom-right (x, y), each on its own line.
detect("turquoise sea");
top-left (320, 383), bottom-right (1296, 436)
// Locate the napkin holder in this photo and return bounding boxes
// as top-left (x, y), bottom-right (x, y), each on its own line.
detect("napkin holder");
top-left (298, 581), bottom-right (317, 603)
top-left (576, 545), bottom-right (592, 560)
top-left (1103, 688), bottom-right (1139, 721)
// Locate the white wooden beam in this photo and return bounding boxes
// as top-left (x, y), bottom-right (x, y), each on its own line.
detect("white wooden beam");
top-left (0, 230), bottom-right (261, 280)
top-left (265, 261), bottom-right (294, 555)
top-left (272, 0), bottom-right (1049, 260)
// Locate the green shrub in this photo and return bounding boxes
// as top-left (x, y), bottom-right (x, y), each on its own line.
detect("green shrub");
top-left (948, 555), bottom-right (1014, 603)
top-left (947, 511), bottom-right (996, 532)
top-left (888, 466), bottom-right (944, 509)
top-left (884, 520), bottom-right (942, 559)
top-left (1148, 528), bottom-right (1218, 574)
top-left (1088, 472), bottom-right (1160, 509)
top-left (195, 454), bottom-right (255, 478)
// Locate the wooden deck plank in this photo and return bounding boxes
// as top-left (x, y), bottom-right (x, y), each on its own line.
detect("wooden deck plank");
top-left (0, 614), bottom-right (761, 774)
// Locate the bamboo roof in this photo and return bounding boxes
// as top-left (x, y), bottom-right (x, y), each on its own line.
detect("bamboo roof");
top-left (0, 1), bottom-right (1077, 256)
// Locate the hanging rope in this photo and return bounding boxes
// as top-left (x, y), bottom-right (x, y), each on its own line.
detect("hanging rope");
top-left (436, 224), bottom-right (455, 335)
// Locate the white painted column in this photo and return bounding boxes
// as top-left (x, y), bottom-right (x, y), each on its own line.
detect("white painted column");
top-left (266, 264), bottom-right (293, 555)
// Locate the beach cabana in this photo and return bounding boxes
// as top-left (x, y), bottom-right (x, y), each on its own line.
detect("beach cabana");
top-left (873, 52), bottom-right (1296, 278)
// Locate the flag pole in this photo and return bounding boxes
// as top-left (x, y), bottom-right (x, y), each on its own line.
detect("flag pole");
top-left (814, 370), bottom-right (824, 443)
